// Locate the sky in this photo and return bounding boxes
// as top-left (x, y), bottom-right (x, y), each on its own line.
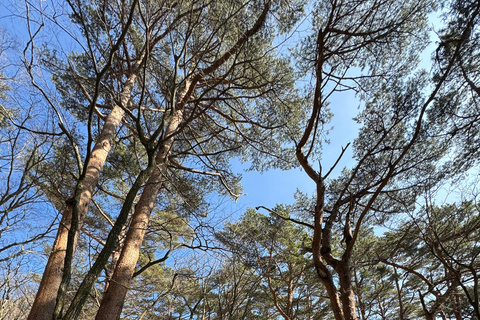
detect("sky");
top-left (225, 9), bottom-right (451, 224)
top-left (233, 88), bottom-right (360, 211)
top-left (0, 0), bottom-right (455, 262)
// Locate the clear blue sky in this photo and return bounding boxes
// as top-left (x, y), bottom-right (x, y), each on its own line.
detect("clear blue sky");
top-left (233, 88), bottom-right (360, 211)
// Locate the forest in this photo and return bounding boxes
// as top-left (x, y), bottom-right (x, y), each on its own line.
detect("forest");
top-left (0, 0), bottom-right (479, 319)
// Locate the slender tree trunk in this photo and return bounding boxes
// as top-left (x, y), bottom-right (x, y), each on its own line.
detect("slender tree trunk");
top-left (28, 74), bottom-right (137, 320)
top-left (353, 268), bottom-right (366, 320)
top-left (394, 267), bottom-right (405, 319)
top-left (311, 184), bottom-right (344, 320)
top-left (95, 83), bottom-right (189, 320)
top-left (286, 279), bottom-right (294, 320)
top-left (104, 226), bottom-right (127, 292)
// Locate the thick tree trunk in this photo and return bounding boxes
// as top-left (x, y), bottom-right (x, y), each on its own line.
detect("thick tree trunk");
top-left (95, 87), bottom-right (188, 320)
top-left (28, 74), bottom-right (137, 320)
top-left (320, 274), bottom-right (344, 320)
top-left (424, 312), bottom-right (435, 320)
top-left (338, 261), bottom-right (357, 320)
top-left (452, 285), bottom-right (463, 320)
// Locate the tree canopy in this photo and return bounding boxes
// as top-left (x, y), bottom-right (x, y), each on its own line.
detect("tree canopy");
top-left (0, 0), bottom-right (479, 319)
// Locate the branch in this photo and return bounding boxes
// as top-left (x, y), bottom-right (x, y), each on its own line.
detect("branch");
top-left (323, 143), bottom-right (351, 180)
top-left (255, 206), bottom-right (314, 229)
top-left (345, 7), bottom-right (479, 257)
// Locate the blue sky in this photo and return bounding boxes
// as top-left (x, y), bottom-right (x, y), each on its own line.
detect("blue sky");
top-left (227, 10), bottom-right (449, 223)
top-left (0, 0), bottom-right (453, 258)
top-left (232, 85), bottom-right (360, 211)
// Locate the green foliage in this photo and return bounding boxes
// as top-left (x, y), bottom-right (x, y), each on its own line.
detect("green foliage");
top-left (430, 0), bottom-right (480, 172)
top-left (216, 206), bottom-right (331, 319)
top-left (2, 0), bottom-right (480, 319)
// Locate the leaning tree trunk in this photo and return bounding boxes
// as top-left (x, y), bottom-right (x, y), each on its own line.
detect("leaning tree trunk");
top-left (28, 74), bottom-right (137, 320)
top-left (95, 82), bottom-right (189, 320)
top-left (94, 2), bottom-right (275, 317)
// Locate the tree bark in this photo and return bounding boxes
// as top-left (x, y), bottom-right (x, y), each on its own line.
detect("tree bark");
top-left (104, 226), bottom-right (127, 293)
top-left (338, 261), bottom-right (357, 320)
top-left (393, 267), bottom-right (405, 320)
top-left (28, 204), bottom-right (73, 320)
top-left (95, 83), bottom-right (189, 320)
top-left (28, 74), bottom-right (137, 320)
top-left (320, 274), bottom-right (344, 320)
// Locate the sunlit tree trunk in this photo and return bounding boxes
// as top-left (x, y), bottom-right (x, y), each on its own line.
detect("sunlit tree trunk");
top-left (95, 83), bottom-right (188, 320)
top-left (28, 204), bottom-right (73, 320)
top-left (338, 261), bottom-right (357, 320)
top-left (95, 1), bottom-right (274, 317)
top-left (28, 74), bottom-right (137, 320)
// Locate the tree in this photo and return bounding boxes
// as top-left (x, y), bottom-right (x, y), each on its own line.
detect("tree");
top-left (286, 0), bottom-right (480, 318)
top-left (430, 0), bottom-right (480, 172)
top-left (0, 25), bottom-right (60, 319)
top-left (2, 0), bottom-right (480, 318)
top-left (376, 178), bottom-right (480, 320)
top-left (217, 206), bottom-right (331, 320)
top-left (15, 0), bottom-right (302, 318)
top-left (23, 0), bottom-right (151, 317)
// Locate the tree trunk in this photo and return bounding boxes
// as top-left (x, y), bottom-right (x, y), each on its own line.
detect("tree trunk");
top-left (452, 285), bottom-right (463, 320)
top-left (311, 184), bottom-right (344, 320)
top-left (353, 267), bottom-right (366, 320)
top-left (394, 267), bottom-right (405, 320)
top-left (338, 261), bottom-right (357, 320)
top-left (320, 274), bottom-right (344, 320)
top-left (104, 226), bottom-right (127, 293)
top-left (93, 2), bottom-right (274, 316)
top-left (424, 312), bottom-right (435, 320)
top-left (95, 84), bottom-right (189, 320)
top-left (286, 279), bottom-right (294, 320)
top-left (28, 74), bottom-right (137, 320)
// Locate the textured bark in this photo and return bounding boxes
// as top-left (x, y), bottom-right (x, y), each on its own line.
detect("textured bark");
top-left (104, 226), bottom-right (127, 293)
top-left (61, 162), bottom-right (156, 320)
top-left (338, 262), bottom-right (357, 320)
top-left (95, 88), bottom-right (187, 320)
top-left (320, 274), bottom-right (344, 320)
top-left (28, 74), bottom-right (137, 320)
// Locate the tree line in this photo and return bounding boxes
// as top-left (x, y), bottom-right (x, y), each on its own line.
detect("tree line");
top-left (0, 0), bottom-right (479, 319)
